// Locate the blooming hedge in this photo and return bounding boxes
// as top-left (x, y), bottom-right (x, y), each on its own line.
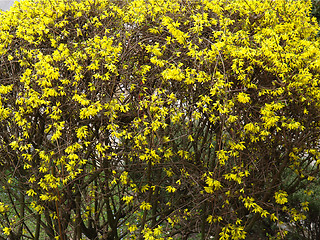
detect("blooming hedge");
top-left (0, 0), bottom-right (320, 239)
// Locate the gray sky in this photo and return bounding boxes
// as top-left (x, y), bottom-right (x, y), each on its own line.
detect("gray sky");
top-left (0, 0), bottom-right (16, 11)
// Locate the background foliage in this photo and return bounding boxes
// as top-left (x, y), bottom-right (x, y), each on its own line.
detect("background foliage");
top-left (1, 0), bottom-right (320, 239)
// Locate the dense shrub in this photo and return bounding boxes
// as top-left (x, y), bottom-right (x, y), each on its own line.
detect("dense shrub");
top-left (0, 0), bottom-right (320, 239)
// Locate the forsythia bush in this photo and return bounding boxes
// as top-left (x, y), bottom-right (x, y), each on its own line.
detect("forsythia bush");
top-left (0, 0), bottom-right (320, 239)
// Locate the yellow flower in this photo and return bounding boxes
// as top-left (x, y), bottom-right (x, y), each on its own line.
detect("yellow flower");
top-left (140, 201), bottom-right (152, 210)
top-left (237, 92), bottom-right (250, 104)
top-left (3, 227), bottom-right (11, 235)
top-left (275, 190), bottom-right (288, 205)
top-left (166, 186), bottom-right (177, 193)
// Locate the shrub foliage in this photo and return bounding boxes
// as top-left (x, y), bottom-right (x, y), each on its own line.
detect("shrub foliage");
top-left (0, 0), bottom-right (320, 239)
